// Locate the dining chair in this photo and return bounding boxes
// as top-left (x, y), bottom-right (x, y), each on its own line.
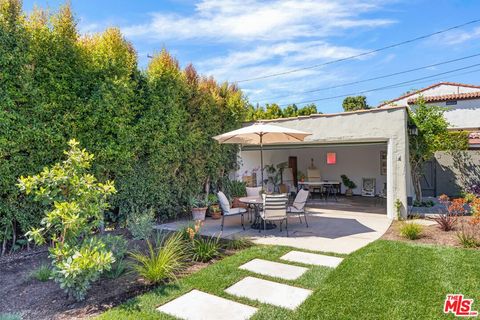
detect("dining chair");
top-left (287, 189), bottom-right (310, 227)
top-left (260, 193), bottom-right (289, 236)
top-left (217, 191), bottom-right (247, 231)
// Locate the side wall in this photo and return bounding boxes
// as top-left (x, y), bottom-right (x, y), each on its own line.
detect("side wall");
top-left (434, 150), bottom-right (480, 196)
top-left (238, 107), bottom-right (411, 219)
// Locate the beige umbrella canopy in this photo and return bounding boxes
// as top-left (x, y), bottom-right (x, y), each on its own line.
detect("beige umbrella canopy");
top-left (213, 122), bottom-right (312, 186)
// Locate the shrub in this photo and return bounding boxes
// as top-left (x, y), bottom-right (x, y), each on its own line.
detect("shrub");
top-left (457, 229), bottom-right (479, 248)
top-left (18, 140), bottom-right (116, 301)
top-left (130, 232), bottom-right (187, 284)
top-left (192, 235), bottom-right (221, 262)
top-left (224, 237), bottom-right (254, 250)
top-left (433, 214), bottom-right (458, 231)
top-left (400, 222), bottom-right (423, 240)
top-left (31, 264), bottom-right (51, 282)
top-left (100, 234), bottom-right (128, 278)
top-left (434, 195), bottom-right (465, 231)
top-left (127, 207), bottom-right (155, 240)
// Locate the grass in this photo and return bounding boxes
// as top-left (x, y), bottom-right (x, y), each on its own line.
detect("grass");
top-left (98, 240), bottom-right (480, 319)
top-left (30, 264), bottom-right (51, 282)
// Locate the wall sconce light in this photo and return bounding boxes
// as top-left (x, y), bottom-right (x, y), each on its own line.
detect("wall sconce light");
top-left (408, 123), bottom-right (418, 136)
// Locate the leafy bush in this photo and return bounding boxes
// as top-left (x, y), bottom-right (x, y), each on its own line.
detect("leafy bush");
top-left (129, 232), bottom-right (187, 284)
top-left (340, 174), bottom-right (357, 189)
top-left (434, 214), bottom-right (458, 231)
top-left (31, 264), bottom-right (51, 282)
top-left (100, 234), bottom-right (128, 278)
top-left (400, 222), bottom-right (423, 240)
top-left (18, 140), bottom-right (116, 300)
top-left (224, 180), bottom-right (247, 199)
top-left (127, 207), bottom-right (155, 240)
top-left (224, 237), bottom-right (254, 250)
top-left (192, 235), bottom-right (221, 262)
top-left (50, 238), bottom-right (114, 301)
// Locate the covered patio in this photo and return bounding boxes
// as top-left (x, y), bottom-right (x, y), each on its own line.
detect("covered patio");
top-left (156, 197), bottom-right (391, 254)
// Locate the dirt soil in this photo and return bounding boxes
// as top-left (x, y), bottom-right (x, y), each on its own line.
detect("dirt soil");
top-left (0, 230), bottom-right (219, 320)
top-left (382, 216), bottom-right (479, 248)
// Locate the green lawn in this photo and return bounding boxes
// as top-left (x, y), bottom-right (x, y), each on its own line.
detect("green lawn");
top-left (98, 240), bottom-right (480, 320)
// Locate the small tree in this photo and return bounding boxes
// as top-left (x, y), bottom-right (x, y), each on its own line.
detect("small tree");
top-left (408, 99), bottom-right (468, 201)
top-left (342, 96), bottom-right (370, 112)
top-left (18, 139), bottom-right (116, 300)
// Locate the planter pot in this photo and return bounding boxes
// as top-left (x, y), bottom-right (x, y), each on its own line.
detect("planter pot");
top-left (192, 207), bottom-right (207, 221)
top-left (345, 188), bottom-right (353, 197)
top-left (211, 209), bottom-right (222, 220)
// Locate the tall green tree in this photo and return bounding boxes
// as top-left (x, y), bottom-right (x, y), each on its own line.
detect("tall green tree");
top-left (409, 99), bottom-right (468, 200)
top-left (298, 103), bottom-right (318, 116)
top-left (342, 96), bottom-right (370, 112)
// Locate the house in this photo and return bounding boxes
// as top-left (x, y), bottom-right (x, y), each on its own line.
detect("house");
top-left (379, 82), bottom-right (480, 197)
top-left (378, 82), bottom-right (480, 149)
top-left (237, 106), bottom-right (411, 220)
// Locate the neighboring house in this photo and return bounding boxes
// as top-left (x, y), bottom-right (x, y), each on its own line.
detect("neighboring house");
top-left (379, 82), bottom-right (480, 196)
top-left (378, 82), bottom-right (480, 149)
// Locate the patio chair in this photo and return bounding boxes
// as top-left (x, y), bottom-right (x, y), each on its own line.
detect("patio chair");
top-left (307, 168), bottom-right (322, 198)
top-left (287, 189), bottom-right (310, 227)
top-left (217, 191), bottom-right (247, 231)
top-left (260, 193), bottom-right (289, 236)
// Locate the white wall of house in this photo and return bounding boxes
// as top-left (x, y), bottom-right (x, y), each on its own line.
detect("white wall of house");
top-left (236, 107), bottom-right (411, 219)
top-left (425, 99), bottom-right (480, 129)
top-left (239, 144), bottom-right (388, 195)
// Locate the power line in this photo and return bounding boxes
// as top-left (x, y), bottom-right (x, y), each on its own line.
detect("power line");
top-left (277, 62), bottom-right (480, 107)
top-left (257, 53), bottom-right (480, 102)
top-left (235, 19), bottom-right (480, 83)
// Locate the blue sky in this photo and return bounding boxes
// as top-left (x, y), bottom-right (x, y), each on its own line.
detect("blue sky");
top-left (23, 0), bottom-right (480, 113)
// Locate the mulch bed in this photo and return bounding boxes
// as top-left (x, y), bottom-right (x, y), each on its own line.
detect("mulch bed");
top-left (0, 229), bottom-right (230, 320)
top-left (382, 216), bottom-right (479, 248)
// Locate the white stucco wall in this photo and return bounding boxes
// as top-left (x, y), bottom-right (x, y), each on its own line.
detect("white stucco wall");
top-left (237, 107), bottom-right (411, 219)
top-left (239, 144), bottom-right (388, 195)
top-left (426, 99), bottom-right (480, 129)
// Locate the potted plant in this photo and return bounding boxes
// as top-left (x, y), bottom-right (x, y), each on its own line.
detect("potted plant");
top-left (341, 174), bottom-right (357, 196)
top-left (297, 170), bottom-right (306, 182)
top-left (225, 180), bottom-right (247, 208)
top-left (207, 194), bottom-right (221, 219)
top-left (189, 196), bottom-right (209, 221)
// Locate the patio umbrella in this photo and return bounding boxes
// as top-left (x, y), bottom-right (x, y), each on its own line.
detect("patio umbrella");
top-left (213, 122), bottom-right (312, 187)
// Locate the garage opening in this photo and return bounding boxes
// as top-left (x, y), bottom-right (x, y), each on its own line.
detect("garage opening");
top-left (239, 142), bottom-right (388, 215)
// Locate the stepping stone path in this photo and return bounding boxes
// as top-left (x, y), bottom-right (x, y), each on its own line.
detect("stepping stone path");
top-left (225, 276), bottom-right (312, 310)
top-left (281, 250), bottom-right (343, 268)
top-left (239, 258), bottom-right (309, 280)
top-left (156, 250), bottom-right (343, 319)
top-left (157, 289), bottom-right (257, 320)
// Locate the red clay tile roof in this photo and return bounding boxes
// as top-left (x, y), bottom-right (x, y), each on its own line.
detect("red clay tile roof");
top-left (377, 82), bottom-right (480, 107)
top-left (407, 91), bottom-right (480, 104)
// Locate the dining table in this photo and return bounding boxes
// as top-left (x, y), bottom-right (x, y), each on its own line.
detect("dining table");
top-left (238, 196), bottom-right (276, 230)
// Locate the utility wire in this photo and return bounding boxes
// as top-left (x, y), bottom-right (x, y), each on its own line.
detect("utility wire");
top-left (277, 62), bottom-right (480, 107)
top-left (257, 53), bottom-right (480, 102)
top-left (235, 19), bottom-right (480, 83)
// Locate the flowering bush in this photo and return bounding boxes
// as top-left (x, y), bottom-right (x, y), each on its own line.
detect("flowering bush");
top-left (435, 195), bottom-right (465, 231)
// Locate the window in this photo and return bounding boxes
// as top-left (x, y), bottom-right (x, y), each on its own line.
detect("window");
top-left (446, 100), bottom-right (457, 106)
top-left (327, 152), bottom-right (336, 164)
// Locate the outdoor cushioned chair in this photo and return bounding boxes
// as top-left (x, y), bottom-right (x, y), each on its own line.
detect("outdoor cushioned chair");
top-left (217, 191), bottom-right (247, 231)
top-left (287, 189), bottom-right (310, 227)
top-left (260, 193), bottom-right (289, 236)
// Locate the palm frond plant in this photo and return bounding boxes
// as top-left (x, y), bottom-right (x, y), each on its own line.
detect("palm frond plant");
top-left (129, 232), bottom-right (188, 284)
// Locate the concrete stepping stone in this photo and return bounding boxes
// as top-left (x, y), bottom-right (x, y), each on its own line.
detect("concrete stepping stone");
top-left (239, 258), bottom-right (309, 280)
top-left (225, 276), bottom-right (312, 310)
top-left (280, 250), bottom-right (343, 268)
top-left (157, 289), bottom-right (257, 320)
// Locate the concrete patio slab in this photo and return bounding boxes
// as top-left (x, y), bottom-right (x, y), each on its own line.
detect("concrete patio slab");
top-left (239, 258), bottom-right (309, 280)
top-left (157, 289), bottom-right (257, 320)
top-left (156, 198), bottom-right (392, 255)
top-left (225, 276), bottom-right (312, 310)
top-left (280, 251), bottom-right (343, 268)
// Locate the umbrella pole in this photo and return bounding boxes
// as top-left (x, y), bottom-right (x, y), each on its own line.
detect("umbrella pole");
top-left (260, 134), bottom-right (264, 190)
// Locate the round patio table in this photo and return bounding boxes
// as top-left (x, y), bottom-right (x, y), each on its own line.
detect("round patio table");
top-left (238, 196), bottom-right (276, 230)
